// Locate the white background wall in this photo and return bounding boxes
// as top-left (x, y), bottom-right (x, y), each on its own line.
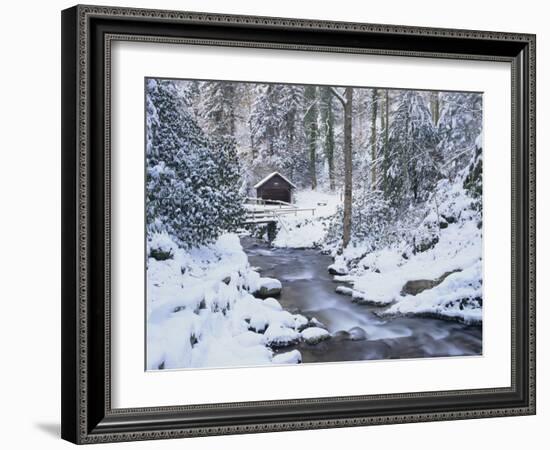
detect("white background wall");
top-left (0, 0), bottom-right (545, 448)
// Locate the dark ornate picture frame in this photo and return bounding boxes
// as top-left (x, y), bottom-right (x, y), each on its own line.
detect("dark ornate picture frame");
top-left (61, 4), bottom-right (536, 444)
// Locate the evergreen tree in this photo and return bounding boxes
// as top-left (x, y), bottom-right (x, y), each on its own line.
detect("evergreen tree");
top-left (146, 79), bottom-right (245, 248)
top-left (369, 88), bottom-right (379, 190)
top-left (386, 90), bottom-right (440, 207)
top-left (279, 85), bottom-right (305, 181)
top-left (320, 86), bottom-right (336, 190)
top-left (437, 92), bottom-right (482, 180)
top-left (200, 81), bottom-right (236, 139)
top-left (304, 85), bottom-right (319, 189)
top-left (249, 84), bottom-right (283, 158)
top-left (381, 89), bottom-right (391, 197)
top-left (462, 134), bottom-right (483, 213)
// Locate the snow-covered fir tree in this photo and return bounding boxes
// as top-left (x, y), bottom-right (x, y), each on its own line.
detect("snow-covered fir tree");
top-left (385, 90), bottom-right (440, 207)
top-left (437, 92), bottom-right (483, 181)
top-left (145, 79), bottom-right (245, 249)
top-left (199, 81), bottom-right (237, 140)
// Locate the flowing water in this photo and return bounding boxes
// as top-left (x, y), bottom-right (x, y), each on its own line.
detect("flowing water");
top-left (242, 237), bottom-right (482, 363)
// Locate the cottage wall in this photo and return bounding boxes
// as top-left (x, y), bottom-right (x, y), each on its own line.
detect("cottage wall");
top-left (256, 174), bottom-right (292, 203)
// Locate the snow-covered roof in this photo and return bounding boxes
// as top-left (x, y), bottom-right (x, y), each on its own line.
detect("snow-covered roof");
top-left (254, 171), bottom-right (297, 189)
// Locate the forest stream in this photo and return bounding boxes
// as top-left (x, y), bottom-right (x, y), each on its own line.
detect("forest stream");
top-left (241, 236), bottom-right (482, 363)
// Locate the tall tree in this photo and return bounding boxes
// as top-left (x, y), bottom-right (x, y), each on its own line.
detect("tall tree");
top-left (381, 89), bottom-right (390, 197)
top-left (330, 86), bottom-right (353, 248)
top-left (249, 84), bottom-right (283, 158)
top-left (304, 85), bottom-right (319, 190)
top-left (437, 92), bottom-right (482, 181)
top-left (370, 89), bottom-right (379, 190)
top-left (386, 90), bottom-right (439, 207)
top-left (320, 86), bottom-right (336, 190)
top-left (279, 85), bottom-right (304, 181)
top-left (200, 81), bottom-right (236, 139)
top-left (343, 88), bottom-right (353, 248)
top-left (146, 79), bottom-right (244, 248)
top-left (430, 91), bottom-right (440, 127)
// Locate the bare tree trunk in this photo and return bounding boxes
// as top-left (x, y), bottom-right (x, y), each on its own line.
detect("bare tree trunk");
top-left (383, 89), bottom-right (390, 197)
top-left (321, 87), bottom-right (335, 191)
top-left (310, 144), bottom-right (317, 189)
top-left (431, 91), bottom-right (440, 126)
top-left (304, 85), bottom-right (318, 190)
top-left (370, 89), bottom-right (378, 190)
top-left (342, 87), bottom-right (353, 248)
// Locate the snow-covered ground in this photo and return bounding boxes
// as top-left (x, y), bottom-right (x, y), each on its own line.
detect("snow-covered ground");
top-left (272, 190), bottom-right (340, 248)
top-left (333, 181), bottom-right (483, 324)
top-left (146, 232), bottom-right (320, 370)
top-left (293, 190), bottom-right (341, 218)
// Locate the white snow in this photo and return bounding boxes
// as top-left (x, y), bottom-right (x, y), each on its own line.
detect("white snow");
top-left (347, 219), bottom-right (482, 318)
top-left (328, 261), bottom-right (349, 275)
top-left (293, 190), bottom-right (341, 218)
top-left (335, 286), bottom-right (353, 296)
top-left (272, 350), bottom-right (302, 364)
top-left (383, 261), bottom-right (482, 324)
top-left (257, 277), bottom-right (282, 292)
top-left (293, 314), bottom-right (309, 330)
top-left (271, 190), bottom-right (341, 249)
top-left (262, 297), bottom-right (283, 310)
top-left (335, 181), bottom-right (483, 323)
top-left (147, 233), bottom-right (305, 370)
top-left (352, 271), bottom-right (405, 306)
top-left (301, 327), bottom-right (331, 344)
top-left (359, 248), bottom-right (403, 273)
top-left (264, 324), bottom-right (300, 347)
top-left (272, 217), bottom-right (328, 248)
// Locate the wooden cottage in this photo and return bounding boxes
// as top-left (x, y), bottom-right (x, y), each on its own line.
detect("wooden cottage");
top-left (254, 172), bottom-right (296, 204)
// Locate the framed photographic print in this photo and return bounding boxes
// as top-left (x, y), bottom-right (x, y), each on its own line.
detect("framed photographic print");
top-left (61, 4), bottom-right (536, 444)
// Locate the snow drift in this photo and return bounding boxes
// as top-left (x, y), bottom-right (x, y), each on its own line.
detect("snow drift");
top-left (146, 233), bottom-right (312, 370)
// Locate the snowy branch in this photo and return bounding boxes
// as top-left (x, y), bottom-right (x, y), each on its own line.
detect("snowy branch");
top-left (303, 99), bottom-right (320, 119)
top-left (329, 87), bottom-right (347, 106)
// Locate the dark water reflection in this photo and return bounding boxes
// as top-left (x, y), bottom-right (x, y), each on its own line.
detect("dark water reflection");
top-left (242, 237), bottom-right (482, 363)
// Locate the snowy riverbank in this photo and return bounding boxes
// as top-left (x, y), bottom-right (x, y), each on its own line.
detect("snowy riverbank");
top-left (333, 220), bottom-right (482, 324)
top-left (271, 182), bottom-right (483, 325)
top-left (331, 181), bottom-right (483, 325)
top-left (146, 232), bottom-right (326, 370)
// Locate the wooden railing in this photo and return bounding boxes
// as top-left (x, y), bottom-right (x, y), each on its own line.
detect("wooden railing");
top-left (242, 197), bottom-right (316, 224)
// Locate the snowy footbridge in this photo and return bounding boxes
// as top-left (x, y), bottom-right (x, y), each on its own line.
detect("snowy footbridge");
top-left (242, 197), bottom-right (315, 226)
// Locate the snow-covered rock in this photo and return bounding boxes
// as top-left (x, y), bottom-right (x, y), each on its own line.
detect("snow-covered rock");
top-left (301, 327), bottom-right (331, 344)
top-left (293, 314), bottom-right (309, 331)
top-left (400, 269), bottom-right (461, 296)
top-left (347, 326), bottom-right (368, 341)
top-left (264, 324), bottom-right (300, 347)
top-left (335, 286), bottom-right (353, 296)
top-left (254, 277), bottom-right (282, 297)
top-left (328, 263), bottom-right (348, 276)
top-left (235, 331), bottom-right (266, 347)
top-left (148, 231), bottom-right (178, 260)
top-left (382, 261), bottom-right (482, 324)
top-left (308, 317), bottom-right (327, 329)
top-left (272, 350), bottom-right (302, 364)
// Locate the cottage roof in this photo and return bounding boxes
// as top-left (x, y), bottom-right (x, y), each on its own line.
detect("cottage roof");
top-left (253, 171), bottom-right (297, 189)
